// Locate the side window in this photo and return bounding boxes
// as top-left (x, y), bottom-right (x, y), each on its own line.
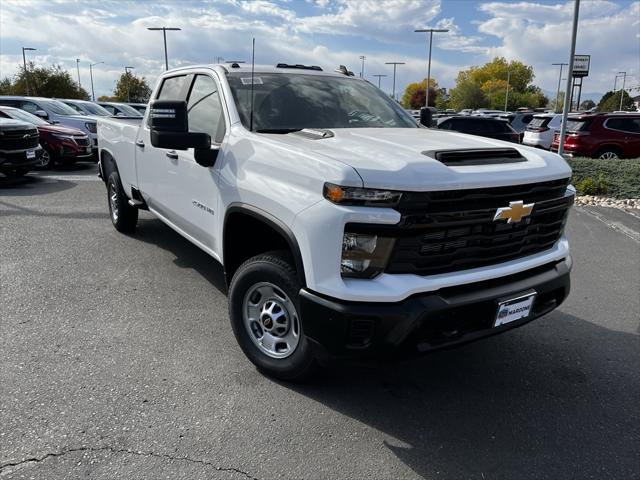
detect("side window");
top-left (606, 118), bottom-right (639, 133)
top-left (157, 75), bottom-right (188, 100)
top-left (20, 101), bottom-right (39, 113)
top-left (187, 75), bottom-right (226, 144)
top-left (631, 119), bottom-right (640, 133)
top-left (439, 120), bottom-right (452, 130)
top-left (101, 105), bottom-right (116, 115)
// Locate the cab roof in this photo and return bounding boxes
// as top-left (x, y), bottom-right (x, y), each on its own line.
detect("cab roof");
top-left (166, 63), bottom-right (355, 79)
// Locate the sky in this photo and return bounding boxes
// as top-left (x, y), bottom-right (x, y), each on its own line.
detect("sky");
top-left (1, 0), bottom-right (639, 101)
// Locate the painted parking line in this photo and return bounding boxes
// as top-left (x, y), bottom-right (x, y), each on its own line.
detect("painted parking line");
top-left (29, 174), bottom-right (100, 182)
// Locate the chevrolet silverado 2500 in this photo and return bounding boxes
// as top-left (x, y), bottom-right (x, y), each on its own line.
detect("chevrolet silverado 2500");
top-left (97, 63), bottom-right (574, 380)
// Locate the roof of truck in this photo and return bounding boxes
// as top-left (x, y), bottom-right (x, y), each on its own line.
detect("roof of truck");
top-left (166, 63), bottom-right (356, 78)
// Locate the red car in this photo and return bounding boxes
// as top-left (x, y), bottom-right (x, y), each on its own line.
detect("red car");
top-left (0, 105), bottom-right (92, 168)
top-left (551, 113), bottom-right (640, 159)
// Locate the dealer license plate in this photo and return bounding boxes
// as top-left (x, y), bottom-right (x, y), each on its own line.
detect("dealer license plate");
top-left (494, 292), bottom-right (536, 327)
top-left (26, 149), bottom-right (36, 159)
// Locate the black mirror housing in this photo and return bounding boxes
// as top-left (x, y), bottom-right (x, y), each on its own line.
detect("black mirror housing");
top-left (149, 100), bottom-right (212, 151)
top-left (419, 107), bottom-right (433, 128)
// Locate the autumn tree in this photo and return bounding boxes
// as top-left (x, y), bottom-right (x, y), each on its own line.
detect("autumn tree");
top-left (401, 79), bottom-right (440, 109)
top-left (10, 63), bottom-right (89, 99)
top-left (113, 72), bottom-right (151, 103)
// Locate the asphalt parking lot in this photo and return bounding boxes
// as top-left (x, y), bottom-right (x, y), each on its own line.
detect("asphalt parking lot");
top-left (1, 165), bottom-right (639, 480)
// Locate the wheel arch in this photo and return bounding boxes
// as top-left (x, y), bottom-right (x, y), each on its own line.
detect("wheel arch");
top-left (98, 149), bottom-right (119, 182)
top-left (223, 204), bottom-right (306, 287)
top-left (595, 144), bottom-right (623, 158)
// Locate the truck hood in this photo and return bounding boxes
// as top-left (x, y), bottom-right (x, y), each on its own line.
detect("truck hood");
top-left (265, 128), bottom-right (571, 191)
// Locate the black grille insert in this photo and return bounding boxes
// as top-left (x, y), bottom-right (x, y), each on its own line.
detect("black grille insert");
top-left (0, 129), bottom-right (39, 150)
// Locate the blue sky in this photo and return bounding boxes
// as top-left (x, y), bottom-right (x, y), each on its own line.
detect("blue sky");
top-left (1, 0), bottom-right (638, 101)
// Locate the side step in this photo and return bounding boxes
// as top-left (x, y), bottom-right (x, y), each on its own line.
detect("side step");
top-left (128, 187), bottom-right (149, 210)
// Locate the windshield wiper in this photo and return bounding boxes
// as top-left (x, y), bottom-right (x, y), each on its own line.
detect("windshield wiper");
top-left (255, 128), bottom-right (302, 134)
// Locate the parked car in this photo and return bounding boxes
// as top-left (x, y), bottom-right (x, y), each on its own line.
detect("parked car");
top-left (60, 99), bottom-right (113, 117)
top-left (0, 96), bottom-right (98, 148)
top-left (436, 115), bottom-right (520, 143)
top-left (126, 103), bottom-right (148, 115)
top-left (551, 113), bottom-right (640, 159)
top-left (498, 111), bottom-right (535, 134)
top-left (97, 63), bottom-right (573, 380)
top-left (472, 109), bottom-right (504, 117)
top-left (97, 102), bottom-right (143, 117)
top-left (0, 106), bottom-right (92, 168)
top-left (522, 114), bottom-right (562, 150)
top-left (0, 117), bottom-right (42, 177)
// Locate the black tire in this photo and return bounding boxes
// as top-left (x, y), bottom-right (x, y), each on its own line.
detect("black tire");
top-left (39, 149), bottom-right (54, 169)
top-left (107, 171), bottom-right (138, 233)
top-left (596, 146), bottom-right (622, 160)
top-left (228, 252), bottom-right (316, 381)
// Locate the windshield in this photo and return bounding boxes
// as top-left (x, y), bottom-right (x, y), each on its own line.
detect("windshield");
top-left (528, 117), bottom-right (549, 128)
top-left (227, 73), bottom-right (417, 131)
top-left (114, 103), bottom-right (143, 116)
top-left (4, 108), bottom-right (49, 126)
top-left (81, 102), bottom-right (112, 116)
top-left (40, 99), bottom-right (81, 116)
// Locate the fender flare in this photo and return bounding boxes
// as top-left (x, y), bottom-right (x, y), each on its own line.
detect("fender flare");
top-left (224, 203), bottom-right (306, 286)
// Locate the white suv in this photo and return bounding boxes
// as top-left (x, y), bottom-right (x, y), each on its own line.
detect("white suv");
top-left (523, 113), bottom-right (562, 149)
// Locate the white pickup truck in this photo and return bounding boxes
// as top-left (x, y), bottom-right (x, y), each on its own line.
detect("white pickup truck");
top-left (97, 63), bottom-right (574, 380)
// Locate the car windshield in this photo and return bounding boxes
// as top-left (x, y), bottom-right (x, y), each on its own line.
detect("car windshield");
top-left (4, 108), bottom-right (49, 126)
top-left (227, 72), bottom-right (417, 131)
top-left (114, 103), bottom-right (143, 116)
top-left (82, 102), bottom-right (112, 116)
top-left (40, 99), bottom-right (81, 115)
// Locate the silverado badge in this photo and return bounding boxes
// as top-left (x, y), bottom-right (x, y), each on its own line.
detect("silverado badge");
top-left (493, 200), bottom-right (534, 223)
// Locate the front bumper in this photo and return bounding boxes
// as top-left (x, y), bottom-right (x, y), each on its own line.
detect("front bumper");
top-left (300, 257), bottom-right (570, 362)
top-left (0, 146), bottom-right (43, 169)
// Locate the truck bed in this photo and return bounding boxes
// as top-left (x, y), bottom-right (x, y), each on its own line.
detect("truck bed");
top-left (97, 116), bottom-right (143, 192)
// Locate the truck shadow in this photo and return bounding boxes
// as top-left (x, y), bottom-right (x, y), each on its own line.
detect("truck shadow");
top-left (280, 312), bottom-right (639, 479)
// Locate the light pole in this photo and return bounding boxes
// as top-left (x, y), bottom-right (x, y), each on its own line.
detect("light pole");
top-left (385, 62), bottom-right (405, 101)
top-left (414, 28), bottom-right (449, 108)
top-left (76, 58), bottom-right (82, 90)
top-left (21, 47), bottom-right (36, 95)
top-left (124, 66), bottom-right (134, 102)
top-left (359, 55), bottom-right (366, 78)
top-left (372, 74), bottom-right (387, 89)
top-left (89, 61), bottom-right (104, 102)
top-left (504, 70), bottom-right (511, 112)
top-left (147, 27), bottom-right (181, 70)
top-left (618, 71), bottom-right (627, 111)
top-left (552, 63), bottom-right (568, 112)
top-left (558, 0), bottom-right (580, 156)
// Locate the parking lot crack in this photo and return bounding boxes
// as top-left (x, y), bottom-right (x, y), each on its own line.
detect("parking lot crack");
top-left (1, 447), bottom-right (259, 479)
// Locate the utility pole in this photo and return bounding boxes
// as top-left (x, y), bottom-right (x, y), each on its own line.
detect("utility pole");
top-left (76, 59), bottom-right (82, 90)
top-left (558, 0), bottom-right (580, 156)
top-left (504, 70), bottom-right (511, 112)
top-left (89, 61), bottom-right (104, 102)
top-left (359, 55), bottom-right (366, 78)
top-left (618, 71), bottom-right (627, 111)
top-left (552, 63), bottom-right (568, 112)
top-left (21, 47), bottom-right (36, 95)
top-left (414, 28), bottom-right (449, 108)
top-left (372, 74), bottom-right (387, 89)
top-left (147, 27), bottom-right (182, 70)
top-left (124, 66), bottom-right (134, 102)
top-left (385, 62), bottom-right (405, 101)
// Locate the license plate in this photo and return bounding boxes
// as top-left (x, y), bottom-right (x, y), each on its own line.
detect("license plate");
top-left (26, 149), bottom-right (36, 159)
top-left (495, 292), bottom-right (536, 327)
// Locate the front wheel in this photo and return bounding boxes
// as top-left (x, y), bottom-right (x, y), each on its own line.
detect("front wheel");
top-left (107, 171), bottom-right (138, 233)
top-left (228, 252), bottom-right (316, 381)
top-left (597, 147), bottom-right (621, 160)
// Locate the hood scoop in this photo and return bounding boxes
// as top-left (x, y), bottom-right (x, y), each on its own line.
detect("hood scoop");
top-left (293, 128), bottom-right (334, 140)
top-left (422, 148), bottom-right (526, 166)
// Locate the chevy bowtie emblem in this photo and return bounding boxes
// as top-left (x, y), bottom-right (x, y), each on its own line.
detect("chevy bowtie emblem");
top-left (493, 200), bottom-right (535, 223)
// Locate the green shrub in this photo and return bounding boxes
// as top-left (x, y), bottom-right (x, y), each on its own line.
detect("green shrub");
top-left (574, 175), bottom-right (608, 195)
top-left (567, 157), bottom-right (640, 198)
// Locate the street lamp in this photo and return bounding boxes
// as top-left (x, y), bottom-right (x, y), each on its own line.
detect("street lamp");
top-left (372, 74), bottom-right (387, 89)
top-left (359, 55), bottom-right (366, 78)
top-left (21, 47), bottom-right (36, 95)
top-left (76, 59), bottom-right (82, 90)
top-left (384, 62), bottom-right (405, 101)
top-left (414, 28), bottom-right (449, 108)
top-left (557, 0), bottom-right (580, 156)
top-left (552, 63), bottom-right (568, 112)
top-left (617, 71), bottom-right (627, 111)
top-left (124, 66), bottom-right (134, 102)
top-left (504, 69), bottom-right (511, 112)
top-left (89, 61), bottom-right (104, 102)
top-left (147, 27), bottom-right (182, 70)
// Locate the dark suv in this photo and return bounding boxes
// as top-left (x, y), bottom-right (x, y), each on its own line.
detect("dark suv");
top-left (551, 113), bottom-right (640, 159)
top-left (436, 116), bottom-right (520, 143)
top-left (0, 118), bottom-right (43, 177)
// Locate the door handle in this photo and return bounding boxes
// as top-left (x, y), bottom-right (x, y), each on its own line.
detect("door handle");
top-left (135, 139), bottom-right (145, 148)
top-left (166, 150), bottom-right (179, 160)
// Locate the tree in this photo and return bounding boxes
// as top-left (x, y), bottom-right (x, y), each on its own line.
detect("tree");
top-left (401, 79), bottom-right (439, 109)
top-left (597, 90), bottom-right (635, 112)
top-left (449, 80), bottom-right (486, 110)
top-left (97, 95), bottom-right (118, 102)
top-left (0, 77), bottom-right (13, 95)
top-left (113, 72), bottom-right (151, 103)
top-left (580, 99), bottom-right (596, 110)
top-left (11, 63), bottom-right (88, 99)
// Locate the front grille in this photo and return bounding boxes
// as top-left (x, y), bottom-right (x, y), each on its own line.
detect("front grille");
top-left (0, 129), bottom-right (39, 150)
top-left (385, 179), bottom-right (572, 276)
top-left (74, 136), bottom-right (90, 147)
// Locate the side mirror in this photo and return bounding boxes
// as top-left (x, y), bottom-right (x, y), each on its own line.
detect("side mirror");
top-left (419, 107), bottom-right (433, 128)
top-left (34, 110), bottom-right (48, 119)
top-left (149, 100), bottom-right (215, 165)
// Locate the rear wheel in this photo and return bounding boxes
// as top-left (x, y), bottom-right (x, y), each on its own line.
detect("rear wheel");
top-left (107, 171), bottom-right (138, 233)
top-left (228, 252), bottom-right (316, 381)
top-left (597, 147), bottom-right (621, 160)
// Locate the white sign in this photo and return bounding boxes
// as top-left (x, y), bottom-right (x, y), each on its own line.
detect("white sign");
top-left (573, 55), bottom-right (590, 77)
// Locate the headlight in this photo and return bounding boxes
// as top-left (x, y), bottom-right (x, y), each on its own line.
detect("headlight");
top-left (341, 232), bottom-right (395, 279)
top-left (85, 122), bottom-right (97, 133)
top-left (324, 183), bottom-right (402, 207)
top-left (53, 134), bottom-right (75, 142)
